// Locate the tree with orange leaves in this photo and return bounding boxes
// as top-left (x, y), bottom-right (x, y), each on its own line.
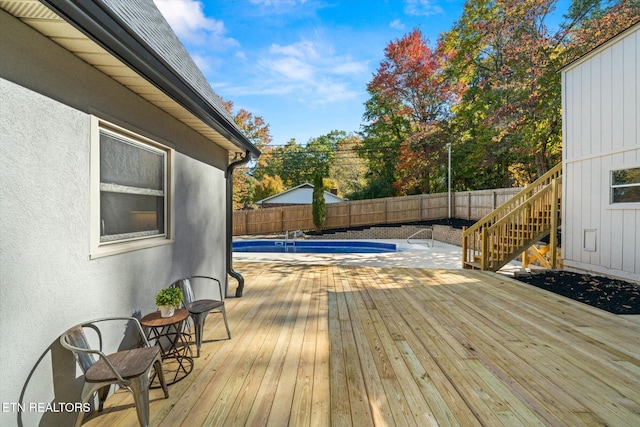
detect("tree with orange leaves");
top-left (361, 29), bottom-right (464, 195)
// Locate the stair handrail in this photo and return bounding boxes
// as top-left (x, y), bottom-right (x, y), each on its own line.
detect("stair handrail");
top-left (462, 163), bottom-right (562, 269)
top-left (407, 227), bottom-right (433, 247)
top-left (463, 163), bottom-right (562, 238)
top-left (486, 181), bottom-right (554, 232)
top-left (483, 179), bottom-right (561, 270)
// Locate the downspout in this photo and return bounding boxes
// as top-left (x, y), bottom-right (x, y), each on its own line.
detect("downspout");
top-left (226, 151), bottom-right (251, 297)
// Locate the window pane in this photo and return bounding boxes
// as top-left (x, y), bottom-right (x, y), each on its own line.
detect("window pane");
top-left (612, 168), bottom-right (640, 186)
top-left (100, 192), bottom-right (165, 241)
top-left (100, 130), bottom-right (164, 191)
top-left (612, 186), bottom-right (640, 203)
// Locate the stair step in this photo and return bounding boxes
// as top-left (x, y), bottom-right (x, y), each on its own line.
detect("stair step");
top-left (463, 261), bottom-right (482, 270)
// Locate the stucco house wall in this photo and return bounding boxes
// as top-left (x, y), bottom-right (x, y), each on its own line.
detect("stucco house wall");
top-left (0, 8), bottom-right (235, 426)
top-left (561, 23), bottom-right (640, 282)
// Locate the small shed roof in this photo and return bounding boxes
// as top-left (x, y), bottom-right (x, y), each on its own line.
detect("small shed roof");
top-left (256, 183), bottom-right (345, 206)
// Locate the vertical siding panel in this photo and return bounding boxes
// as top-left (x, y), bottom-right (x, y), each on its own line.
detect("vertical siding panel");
top-left (563, 163), bottom-right (571, 262)
top-left (599, 156), bottom-right (612, 268)
top-left (611, 208), bottom-right (624, 271)
top-left (611, 41), bottom-right (625, 151)
top-left (570, 68), bottom-right (582, 160)
top-left (580, 161), bottom-right (593, 264)
top-left (590, 55), bottom-right (601, 156)
top-left (600, 48), bottom-right (613, 153)
top-left (622, 210), bottom-right (636, 273)
top-left (599, 155), bottom-right (612, 269)
top-left (573, 162), bottom-right (584, 263)
top-left (581, 65), bottom-right (591, 158)
top-left (623, 33), bottom-right (637, 149)
top-left (590, 158), bottom-right (602, 266)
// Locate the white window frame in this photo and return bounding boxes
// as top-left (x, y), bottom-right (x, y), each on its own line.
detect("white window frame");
top-left (610, 166), bottom-right (640, 206)
top-left (90, 117), bottom-right (174, 258)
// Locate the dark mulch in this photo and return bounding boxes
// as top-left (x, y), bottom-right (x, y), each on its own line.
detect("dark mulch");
top-left (512, 270), bottom-right (640, 315)
top-left (307, 218), bottom-right (476, 236)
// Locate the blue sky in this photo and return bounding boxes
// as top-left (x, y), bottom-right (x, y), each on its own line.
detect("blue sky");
top-left (153, 0), bottom-right (467, 146)
top-left (154, 0), bottom-right (568, 147)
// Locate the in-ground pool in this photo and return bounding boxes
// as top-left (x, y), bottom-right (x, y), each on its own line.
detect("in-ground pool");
top-left (233, 240), bottom-right (397, 254)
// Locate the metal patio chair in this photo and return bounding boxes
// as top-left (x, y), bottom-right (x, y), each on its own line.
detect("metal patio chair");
top-left (60, 317), bottom-right (169, 427)
top-left (171, 276), bottom-right (231, 357)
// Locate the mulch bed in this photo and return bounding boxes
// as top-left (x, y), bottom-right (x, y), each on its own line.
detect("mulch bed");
top-left (512, 270), bottom-right (640, 315)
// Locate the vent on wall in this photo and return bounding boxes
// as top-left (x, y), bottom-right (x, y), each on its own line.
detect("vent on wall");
top-left (583, 229), bottom-right (597, 252)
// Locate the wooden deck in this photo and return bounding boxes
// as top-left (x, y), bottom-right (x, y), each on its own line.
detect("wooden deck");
top-left (84, 263), bottom-right (640, 426)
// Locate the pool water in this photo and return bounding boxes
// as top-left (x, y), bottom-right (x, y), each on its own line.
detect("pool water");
top-left (233, 240), bottom-right (397, 254)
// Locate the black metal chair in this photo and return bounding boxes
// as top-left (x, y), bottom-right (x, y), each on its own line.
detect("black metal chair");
top-left (171, 276), bottom-right (231, 357)
top-left (59, 317), bottom-right (169, 427)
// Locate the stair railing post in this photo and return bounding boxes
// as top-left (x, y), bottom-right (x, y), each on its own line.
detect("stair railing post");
top-left (550, 178), bottom-right (559, 269)
top-left (481, 227), bottom-right (488, 270)
top-left (462, 226), bottom-right (468, 267)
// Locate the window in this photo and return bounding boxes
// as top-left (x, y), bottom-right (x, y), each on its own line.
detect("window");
top-left (611, 167), bottom-right (640, 204)
top-left (91, 118), bottom-right (173, 258)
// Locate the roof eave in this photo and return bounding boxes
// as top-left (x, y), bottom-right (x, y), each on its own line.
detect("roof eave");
top-left (40, 0), bottom-right (260, 158)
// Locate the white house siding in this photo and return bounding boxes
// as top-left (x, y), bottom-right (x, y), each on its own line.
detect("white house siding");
top-left (260, 185), bottom-right (345, 206)
top-left (0, 11), bottom-right (228, 426)
top-left (561, 25), bottom-right (640, 282)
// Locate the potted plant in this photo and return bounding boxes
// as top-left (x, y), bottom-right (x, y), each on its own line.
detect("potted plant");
top-left (155, 287), bottom-right (184, 318)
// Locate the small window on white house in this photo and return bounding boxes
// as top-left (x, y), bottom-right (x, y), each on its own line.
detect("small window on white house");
top-left (611, 168), bottom-right (640, 204)
top-left (91, 118), bottom-right (173, 258)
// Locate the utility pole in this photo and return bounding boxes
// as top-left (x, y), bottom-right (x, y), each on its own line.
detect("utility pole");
top-left (446, 143), bottom-right (452, 218)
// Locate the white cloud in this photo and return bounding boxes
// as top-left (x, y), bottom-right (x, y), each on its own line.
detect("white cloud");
top-left (404, 0), bottom-right (444, 17)
top-left (261, 56), bottom-right (315, 82)
top-left (270, 40), bottom-right (319, 60)
top-left (390, 19), bottom-right (405, 30)
top-left (223, 37), bottom-right (367, 106)
top-left (154, 0), bottom-right (238, 48)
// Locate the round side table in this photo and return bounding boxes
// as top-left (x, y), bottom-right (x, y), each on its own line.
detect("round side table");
top-left (140, 308), bottom-right (194, 387)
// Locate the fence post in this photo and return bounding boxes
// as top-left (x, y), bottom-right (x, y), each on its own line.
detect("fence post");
top-left (467, 192), bottom-right (472, 220)
top-left (385, 198), bottom-right (388, 224)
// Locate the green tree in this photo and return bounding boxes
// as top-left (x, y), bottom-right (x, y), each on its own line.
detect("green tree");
top-left (443, 0), bottom-right (639, 184)
top-left (360, 29), bottom-right (463, 196)
top-left (253, 174), bottom-right (285, 202)
top-left (312, 173), bottom-right (326, 231)
top-left (222, 99), bottom-right (272, 209)
top-left (329, 134), bottom-right (368, 198)
top-left (252, 131), bottom-right (343, 189)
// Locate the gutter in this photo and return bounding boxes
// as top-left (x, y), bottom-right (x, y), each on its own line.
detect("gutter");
top-left (227, 151), bottom-right (252, 297)
top-left (39, 0), bottom-right (261, 158)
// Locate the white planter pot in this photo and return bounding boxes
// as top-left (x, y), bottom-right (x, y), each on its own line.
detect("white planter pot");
top-left (159, 305), bottom-right (175, 318)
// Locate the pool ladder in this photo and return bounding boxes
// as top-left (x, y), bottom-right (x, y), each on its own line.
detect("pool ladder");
top-left (407, 227), bottom-right (433, 247)
top-left (284, 230), bottom-right (305, 253)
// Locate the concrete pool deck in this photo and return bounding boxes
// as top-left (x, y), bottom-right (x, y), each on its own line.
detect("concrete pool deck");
top-left (233, 239), bottom-right (537, 275)
top-left (233, 239), bottom-right (525, 271)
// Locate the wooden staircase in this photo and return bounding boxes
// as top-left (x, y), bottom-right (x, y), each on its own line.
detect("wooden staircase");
top-left (462, 163), bottom-right (562, 271)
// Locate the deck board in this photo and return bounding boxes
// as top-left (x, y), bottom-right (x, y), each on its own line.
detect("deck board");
top-left (82, 264), bottom-right (640, 427)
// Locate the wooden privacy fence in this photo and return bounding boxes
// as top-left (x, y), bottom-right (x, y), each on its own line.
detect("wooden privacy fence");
top-left (233, 187), bottom-right (521, 236)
